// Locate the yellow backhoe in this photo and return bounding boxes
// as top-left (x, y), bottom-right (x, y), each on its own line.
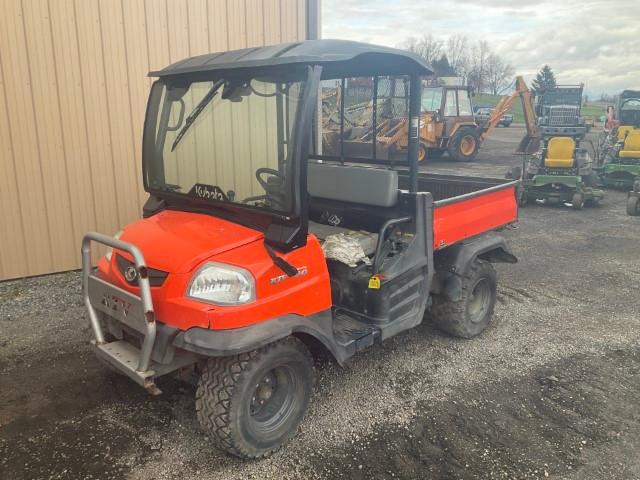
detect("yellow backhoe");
top-left (321, 76), bottom-right (539, 163)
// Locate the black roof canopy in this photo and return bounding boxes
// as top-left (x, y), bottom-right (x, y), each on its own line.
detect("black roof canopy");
top-left (149, 39), bottom-right (433, 79)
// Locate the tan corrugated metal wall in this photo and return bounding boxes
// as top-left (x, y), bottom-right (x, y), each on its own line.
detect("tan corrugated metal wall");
top-left (0, 0), bottom-right (310, 280)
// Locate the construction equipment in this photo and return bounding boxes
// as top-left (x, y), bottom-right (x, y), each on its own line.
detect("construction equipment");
top-left (81, 40), bottom-right (519, 459)
top-left (483, 76), bottom-right (539, 155)
top-left (518, 136), bottom-right (604, 209)
top-left (322, 82), bottom-right (512, 163)
top-left (627, 178), bottom-right (640, 216)
top-left (598, 90), bottom-right (640, 189)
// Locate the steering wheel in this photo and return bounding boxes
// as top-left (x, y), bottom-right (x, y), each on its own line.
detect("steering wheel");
top-left (256, 168), bottom-right (284, 190)
top-left (242, 168), bottom-right (286, 209)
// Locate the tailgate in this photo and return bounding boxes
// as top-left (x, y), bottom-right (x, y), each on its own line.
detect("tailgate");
top-left (433, 181), bottom-right (518, 249)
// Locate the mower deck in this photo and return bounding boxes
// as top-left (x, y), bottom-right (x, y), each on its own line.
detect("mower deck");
top-left (521, 174), bottom-right (604, 208)
top-left (599, 163), bottom-right (640, 189)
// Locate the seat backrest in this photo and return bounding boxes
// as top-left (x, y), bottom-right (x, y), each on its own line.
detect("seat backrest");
top-left (618, 125), bottom-right (635, 141)
top-left (545, 137), bottom-right (575, 168)
top-left (623, 130), bottom-right (640, 151)
top-left (307, 162), bottom-right (398, 207)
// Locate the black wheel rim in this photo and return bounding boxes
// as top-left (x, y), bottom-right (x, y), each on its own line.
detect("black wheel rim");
top-left (248, 365), bottom-right (298, 435)
top-left (467, 278), bottom-right (491, 323)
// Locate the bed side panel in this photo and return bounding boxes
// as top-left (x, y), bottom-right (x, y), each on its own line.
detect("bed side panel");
top-left (433, 185), bottom-right (517, 249)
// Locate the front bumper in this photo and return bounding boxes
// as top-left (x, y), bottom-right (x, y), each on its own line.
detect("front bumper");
top-left (82, 232), bottom-right (196, 394)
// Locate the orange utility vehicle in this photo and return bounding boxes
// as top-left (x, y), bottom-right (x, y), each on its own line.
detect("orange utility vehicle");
top-left (82, 40), bottom-right (518, 459)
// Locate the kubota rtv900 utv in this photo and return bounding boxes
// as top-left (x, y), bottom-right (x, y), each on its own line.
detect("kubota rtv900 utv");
top-left (82, 40), bottom-right (519, 458)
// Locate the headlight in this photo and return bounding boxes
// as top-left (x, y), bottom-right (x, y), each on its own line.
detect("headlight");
top-left (188, 262), bottom-right (255, 305)
top-left (105, 230), bottom-right (123, 262)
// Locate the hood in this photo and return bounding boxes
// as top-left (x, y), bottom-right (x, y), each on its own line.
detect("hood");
top-left (119, 210), bottom-right (263, 273)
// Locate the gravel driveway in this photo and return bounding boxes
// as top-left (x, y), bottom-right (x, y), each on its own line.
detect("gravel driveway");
top-left (1, 126), bottom-right (639, 480)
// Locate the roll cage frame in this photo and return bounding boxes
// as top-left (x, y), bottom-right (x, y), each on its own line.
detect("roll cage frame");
top-left (141, 41), bottom-right (429, 253)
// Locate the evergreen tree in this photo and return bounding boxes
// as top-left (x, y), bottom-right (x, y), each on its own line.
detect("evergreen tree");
top-left (531, 65), bottom-right (557, 93)
top-left (432, 54), bottom-right (457, 77)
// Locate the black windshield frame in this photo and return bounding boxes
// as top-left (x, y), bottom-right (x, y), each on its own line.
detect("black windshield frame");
top-left (141, 65), bottom-right (322, 250)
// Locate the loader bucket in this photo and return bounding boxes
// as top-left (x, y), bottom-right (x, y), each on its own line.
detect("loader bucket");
top-left (515, 135), bottom-right (540, 155)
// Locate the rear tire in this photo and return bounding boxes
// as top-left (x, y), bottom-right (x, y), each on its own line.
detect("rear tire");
top-left (627, 196), bottom-right (640, 216)
top-left (431, 259), bottom-right (497, 339)
top-left (195, 337), bottom-right (314, 459)
top-left (448, 127), bottom-right (480, 162)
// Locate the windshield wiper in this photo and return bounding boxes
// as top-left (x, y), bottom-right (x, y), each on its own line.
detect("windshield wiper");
top-left (171, 79), bottom-right (225, 152)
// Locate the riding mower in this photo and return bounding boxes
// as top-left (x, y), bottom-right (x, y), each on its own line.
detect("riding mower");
top-left (599, 128), bottom-right (640, 189)
top-left (627, 178), bottom-right (640, 216)
top-left (518, 136), bottom-right (604, 209)
top-left (598, 91), bottom-right (640, 188)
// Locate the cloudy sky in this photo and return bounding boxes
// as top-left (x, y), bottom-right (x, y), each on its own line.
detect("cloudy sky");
top-left (322, 0), bottom-right (640, 96)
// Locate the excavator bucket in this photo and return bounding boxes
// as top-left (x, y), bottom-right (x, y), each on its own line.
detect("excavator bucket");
top-left (515, 134), bottom-right (541, 155)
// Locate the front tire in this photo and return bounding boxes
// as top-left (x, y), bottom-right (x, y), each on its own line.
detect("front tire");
top-left (417, 142), bottom-right (428, 163)
top-left (448, 127), bottom-right (480, 162)
top-left (571, 192), bottom-right (584, 210)
top-left (196, 337), bottom-right (314, 459)
top-left (431, 259), bottom-right (497, 338)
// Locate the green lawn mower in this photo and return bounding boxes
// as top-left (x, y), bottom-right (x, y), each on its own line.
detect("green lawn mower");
top-left (599, 129), bottom-right (640, 189)
top-left (517, 136), bottom-right (604, 209)
top-left (627, 179), bottom-right (640, 216)
top-left (598, 92), bottom-right (640, 189)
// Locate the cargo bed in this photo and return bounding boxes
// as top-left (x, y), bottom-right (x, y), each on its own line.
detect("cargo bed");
top-left (400, 172), bottom-right (518, 249)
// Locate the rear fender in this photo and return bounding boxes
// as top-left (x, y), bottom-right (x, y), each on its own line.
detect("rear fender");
top-left (432, 234), bottom-right (517, 302)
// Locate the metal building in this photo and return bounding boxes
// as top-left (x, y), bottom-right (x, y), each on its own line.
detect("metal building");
top-left (0, 0), bottom-right (319, 280)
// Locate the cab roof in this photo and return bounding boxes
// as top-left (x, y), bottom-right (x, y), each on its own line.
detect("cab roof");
top-left (149, 39), bottom-right (433, 79)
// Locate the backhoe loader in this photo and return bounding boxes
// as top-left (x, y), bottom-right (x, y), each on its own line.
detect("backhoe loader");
top-left (322, 80), bottom-right (533, 163)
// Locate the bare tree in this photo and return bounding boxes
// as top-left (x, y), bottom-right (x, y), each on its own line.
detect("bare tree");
top-left (403, 34), bottom-right (443, 65)
top-left (467, 40), bottom-right (491, 93)
top-left (445, 34), bottom-right (469, 79)
top-left (485, 53), bottom-right (515, 95)
top-left (401, 34), bottom-right (514, 93)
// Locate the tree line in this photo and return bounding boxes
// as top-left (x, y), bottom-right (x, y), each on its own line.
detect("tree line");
top-left (402, 34), bottom-right (515, 95)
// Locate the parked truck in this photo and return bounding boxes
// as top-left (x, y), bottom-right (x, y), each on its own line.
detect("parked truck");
top-left (82, 40), bottom-right (518, 459)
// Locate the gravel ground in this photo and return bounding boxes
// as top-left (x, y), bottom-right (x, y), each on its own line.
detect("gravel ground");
top-left (1, 126), bottom-right (639, 480)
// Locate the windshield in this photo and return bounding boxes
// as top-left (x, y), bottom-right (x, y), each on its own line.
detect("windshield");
top-left (540, 91), bottom-right (581, 106)
top-left (621, 99), bottom-right (640, 111)
top-left (143, 68), bottom-right (311, 215)
top-left (421, 87), bottom-right (443, 112)
top-left (619, 98), bottom-right (640, 126)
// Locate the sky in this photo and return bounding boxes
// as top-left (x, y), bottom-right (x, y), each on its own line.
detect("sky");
top-left (321, 0), bottom-right (640, 97)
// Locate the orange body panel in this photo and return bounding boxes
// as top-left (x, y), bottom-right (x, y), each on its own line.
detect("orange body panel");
top-left (97, 210), bottom-right (331, 331)
top-left (433, 185), bottom-right (518, 250)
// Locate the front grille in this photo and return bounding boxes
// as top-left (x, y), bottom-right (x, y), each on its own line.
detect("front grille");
top-left (115, 254), bottom-right (168, 287)
top-left (545, 106), bottom-right (579, 126)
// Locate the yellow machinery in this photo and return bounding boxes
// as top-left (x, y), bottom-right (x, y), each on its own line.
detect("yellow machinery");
top-left (619, 130), bottom-right (640, 158)
top-left (321, 76), bottom-right (538, 163)
top-left (617, 125), bottom-right (636, 141)
top-left (544, 137), bottom-right (576, 168)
